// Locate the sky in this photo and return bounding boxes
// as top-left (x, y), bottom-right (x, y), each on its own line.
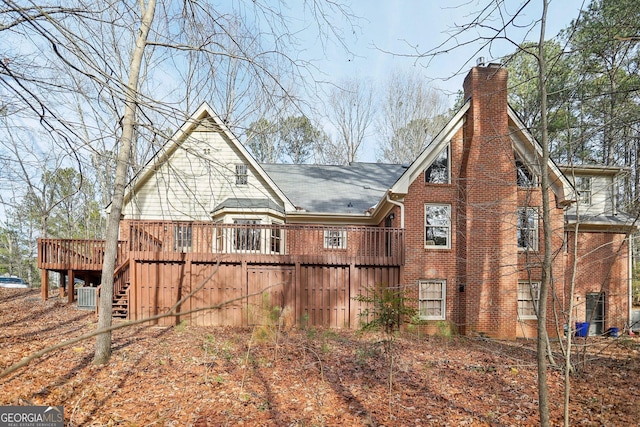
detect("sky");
top-left (287, 0), bottom-right (586, 161)
top-left (302, 0), bottom-right (585, 96)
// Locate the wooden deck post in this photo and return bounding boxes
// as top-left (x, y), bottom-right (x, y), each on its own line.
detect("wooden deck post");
top-left (59, 272), bottom-right (66, 299)
top-left (294, 262), bottom-right (302, 324)
top-left (68, 269), bottom-right (75, 304)
top-left (41, 269), bottom-right (48, 301)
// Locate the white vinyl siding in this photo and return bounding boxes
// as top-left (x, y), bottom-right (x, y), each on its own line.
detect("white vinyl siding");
top-left (123, 130), bottom-right (280, 221)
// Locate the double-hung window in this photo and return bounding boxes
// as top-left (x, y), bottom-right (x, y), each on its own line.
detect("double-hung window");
top-left (517, 207), bottom-right (538, 251)
top-left (418, 280), bottom-right (446, 320)
top-left (425, 204), bottom-right (451, 248)
top-left (517, 281), bottom-right (540, 319)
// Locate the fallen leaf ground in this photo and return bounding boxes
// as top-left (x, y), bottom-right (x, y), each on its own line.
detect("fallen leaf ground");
top-left (1, 288), bottom-right (639, 426)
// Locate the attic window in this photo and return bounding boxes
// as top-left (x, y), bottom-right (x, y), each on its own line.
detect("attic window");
top-left (425, 145), bottom-right (449, 184)
top-left (516, 156), bottom-right (536, 187)
top-left (235, 164), bottom-right (248, 185)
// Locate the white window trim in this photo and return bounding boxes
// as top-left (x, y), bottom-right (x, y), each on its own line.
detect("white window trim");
top-left (517, 281), bottom-right (540, 320)
top-left (517, 207), bottom-right (539, 251)
top-left (418, 280), bottom-right (446, 320)
top-left (425, 204), bottom-right (451, 249)
top-left (323, 228), bottom-right (347, 250)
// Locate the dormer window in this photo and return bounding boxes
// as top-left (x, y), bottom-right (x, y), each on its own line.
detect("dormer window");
top-left (577, 177), bottom-right (592, 205)
top-left (425, 145), bottom-right (449, 184)
top-left (235, 164), bottom-right (248, 185)
top-left (516, 156), bottom-right (536, 187)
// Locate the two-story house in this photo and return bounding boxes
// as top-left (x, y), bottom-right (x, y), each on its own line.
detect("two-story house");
top-left (38, 64), bottom-right (636, 339)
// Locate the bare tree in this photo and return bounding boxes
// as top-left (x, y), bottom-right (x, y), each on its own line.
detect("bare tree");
top-left (322, 77), bottom-right (375, 164)
top-left (0, 0), bottom-right (356, 365)
top-left (376, 70), bottom-right (449, 164)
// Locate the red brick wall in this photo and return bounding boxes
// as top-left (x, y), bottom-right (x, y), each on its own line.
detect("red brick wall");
top-left (563, 231), bottom-right (630, 332)
top-left (400, 65), bottom-right (572, 340)
top-left (460, 65), bottom-right (519, 339)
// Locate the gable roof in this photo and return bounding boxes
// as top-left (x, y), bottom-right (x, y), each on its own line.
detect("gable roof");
top-left (261, 162), bottom-right (406, 215)
top-left (388, 101), bottom-right (573, 207)
top-left (122, 102), bottom-right (295, 212)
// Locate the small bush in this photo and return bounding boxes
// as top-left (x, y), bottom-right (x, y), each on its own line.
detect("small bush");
top-left (353, 283), bottom-right (416, 334)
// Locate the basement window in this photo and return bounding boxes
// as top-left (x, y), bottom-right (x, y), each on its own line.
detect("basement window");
top-left (418, 280), bottom-right (446, 320)
top-left (517, 281), bottom-right (540, 319)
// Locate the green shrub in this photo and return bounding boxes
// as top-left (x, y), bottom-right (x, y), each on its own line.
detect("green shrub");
top-left (353, 283), bottom-right (417, 334)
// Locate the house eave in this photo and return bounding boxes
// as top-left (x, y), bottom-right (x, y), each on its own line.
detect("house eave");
top-left (565, 215), bottom-right (637, 233)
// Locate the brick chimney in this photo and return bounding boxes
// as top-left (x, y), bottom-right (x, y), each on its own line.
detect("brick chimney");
top-left (458, 64), bottom-right (518, 339)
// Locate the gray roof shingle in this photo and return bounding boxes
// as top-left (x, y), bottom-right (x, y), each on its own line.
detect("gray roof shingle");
top-left (260, 162), bottom-right (406, 214)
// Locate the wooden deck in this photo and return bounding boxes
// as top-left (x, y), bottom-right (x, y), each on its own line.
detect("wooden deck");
top-left (37, 222), bottom-right (405, 327)
top-left (39, 222), bottom-right (404, 270)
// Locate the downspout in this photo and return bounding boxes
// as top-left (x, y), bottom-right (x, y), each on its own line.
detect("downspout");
top-left (386, 192), bottom-right (405, 228)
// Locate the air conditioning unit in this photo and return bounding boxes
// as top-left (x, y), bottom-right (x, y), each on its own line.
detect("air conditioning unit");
top-left (77, 287), bottom-right (96, 310)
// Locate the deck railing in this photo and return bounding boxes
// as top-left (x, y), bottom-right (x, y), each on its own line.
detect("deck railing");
top-left (38, 238), bottom-right (128, 271)
top-left (126, 221), bottom-right (403, 262)
top-left (38, 221), bottom-right (404, 270)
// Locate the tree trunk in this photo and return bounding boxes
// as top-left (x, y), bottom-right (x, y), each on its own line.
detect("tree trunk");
top-left (536, 1), bottom-right (551, 425)
top-left (94, 0), bottom-right (157, 365)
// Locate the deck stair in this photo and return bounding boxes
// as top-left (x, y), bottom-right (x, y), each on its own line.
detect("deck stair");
top-left (111, 258), bottom-right (131, 319)
top-left (112, 286), bottom-right (130, 319)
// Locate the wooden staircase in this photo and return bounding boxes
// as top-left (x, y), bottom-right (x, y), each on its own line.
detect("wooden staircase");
top-left (112, 258), bottom-right (131, 319)
top-left (112, 286), bottom-right (130, 319)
